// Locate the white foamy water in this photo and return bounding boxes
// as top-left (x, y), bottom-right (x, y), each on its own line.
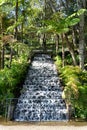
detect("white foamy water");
top-left (14, 54), bottom-right (68, 121)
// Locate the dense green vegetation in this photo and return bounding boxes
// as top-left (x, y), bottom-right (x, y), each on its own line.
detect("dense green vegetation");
top-left (0, 43), bottom-right (32, 115)
top-left (55, 55), bottom-right (87, 120)
top-left (0, 0), bottom-right (87, 120)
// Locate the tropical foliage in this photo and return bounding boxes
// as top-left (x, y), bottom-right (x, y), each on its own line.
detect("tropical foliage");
top-left (0, 0), bottom-right (87, 120)
top-left (55, 55), bottom-right (87, 120)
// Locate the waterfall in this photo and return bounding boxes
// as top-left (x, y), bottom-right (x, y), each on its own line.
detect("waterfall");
top-left (14, 54), bottom-right (68, 121)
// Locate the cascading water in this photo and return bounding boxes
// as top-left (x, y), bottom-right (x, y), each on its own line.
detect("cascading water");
top-left (14, 54), bottom-right (68, 121)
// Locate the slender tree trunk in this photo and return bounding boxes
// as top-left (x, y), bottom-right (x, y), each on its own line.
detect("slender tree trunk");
top-left (9, 47), bottom-right (13, 68)
top-left (72, 27), bottom-right (77, 48)
top-left (15, 0), bottom-right (18, 40)
top-left (61, 34), bottom-right (65, 67)
top-left (43, 33), bottom-right (46, 51)
top-left (62, 44), bottom-right (65, 67)
top-left (0, 21), bottom-right (1, 69)
top-left (1, 44), bottom-right (4, 69)
top-left (0, 45), bottom-right (1, 69)
top-left (77, 0), bottom-right (86, 70)
top-left (0, 16), bottom-right (3, 69)
top-left (41, 0), bottom-right (46, 51)
top-left (79, 14), bottom-right (85, 70)
top-left (55, 34), bottom-right (59, 54)
top-left (49, 0), bottom-right (57, 13)
top-left (21, 22), bottom-right (23, 42)
top-left (65, 34), bottom-right (77, 66)
top-left (21, 0), bottom-right (25, 43)
top-left (40, 34), bottom-right (43, 47)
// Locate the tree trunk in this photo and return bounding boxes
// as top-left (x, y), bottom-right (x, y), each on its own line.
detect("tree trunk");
top-left (21, 22), bottom-right (23, 43)
top-left (77, 0), bottom-right (86, 70)
top-left (21, 0), bottom-right (25, 43)
top-left (65, 34), bottom-right (77, 66)
top-left (61, 34), bottom-right (65, 67)
top-left (43, 33), bottom-right (46, 51)
top-left (15, 0), bottom-right (18, 40)
top-left (1, 44), bottom-right (4, 69)
top-left (72, 27), bottom-right (77, 48)
top-left (79, 14), bottom-right (85, 70)
top-left (40, 33), bottom-right (46, 50)
top-left (55, 34), bottom-right (59, 54)
top-left (9, 47), bottom-right (13, 68)
top-left (0, 46), bottom-right (1, 69)
top-left (0, 16), bottom-right (3, 69)
top-left (49, 0), bottom-right (57, 13)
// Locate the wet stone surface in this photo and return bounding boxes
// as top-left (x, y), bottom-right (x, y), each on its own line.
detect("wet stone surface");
top-left (14, 54), bottom-right (68, 121)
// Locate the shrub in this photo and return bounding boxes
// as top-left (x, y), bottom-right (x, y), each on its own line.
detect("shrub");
top-left (0, 43), bottom-right (31, 116)
top-left (54, 55), bottom-right (87, 120)
top-left (54, 55), bottom-right (62, 72)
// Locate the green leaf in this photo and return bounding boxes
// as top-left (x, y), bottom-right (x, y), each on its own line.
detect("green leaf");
top-left (67, 12), bottom-right (77, 19)
top-left (68, 18), bottom-right (80, 26)
top-left (0, 0), bottom-right (6, 6)
top-left (77, 9), bottom-right (86, 16)
top-left (7, 26), bottom-right (14, 32)
top-left (56, 27), bottom-right (69, 34)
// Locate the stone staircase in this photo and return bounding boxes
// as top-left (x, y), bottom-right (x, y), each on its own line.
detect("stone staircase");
top-left (14, 54), bottom-right (68, 121)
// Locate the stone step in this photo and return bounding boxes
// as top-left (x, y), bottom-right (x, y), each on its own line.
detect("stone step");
top-left (14, 109), bottom-right (68, 121)
top-left (22, 85), bottom-right (61, 91)
top-left (14, 54), bottom-right (68, 121)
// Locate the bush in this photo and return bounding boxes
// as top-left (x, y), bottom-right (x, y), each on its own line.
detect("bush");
top-left (0, 43), bottom-right (31, 116)
top-left (54, 55), bottom-right (87, 120)
top-left (60, 66), bottom-right (81, 101)
top-left (54, 55), bottom-right (62, 72)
